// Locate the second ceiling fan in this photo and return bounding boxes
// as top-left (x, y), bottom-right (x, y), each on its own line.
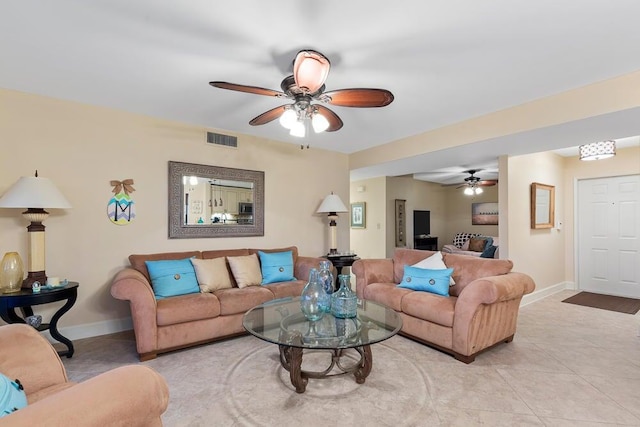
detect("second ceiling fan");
top-left (210, 50), bottom-right (394, 138)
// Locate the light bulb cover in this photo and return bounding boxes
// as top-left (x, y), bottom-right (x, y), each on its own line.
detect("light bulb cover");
top-left (312, 112), bottom-right (330, 133)
top-left (290, 121), bottom-right (306, 138)
top-left (475, 187), bottom-right (483, 195)
top-left (279, 108), bottom-right (298, 129)
top-left (579, 140), bottom-right (616, 161)
top-left (464, 187), bottom-right (474, 195)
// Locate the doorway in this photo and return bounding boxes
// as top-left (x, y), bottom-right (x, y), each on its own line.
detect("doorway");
top-left (577, 175), bottom-right (640, 298)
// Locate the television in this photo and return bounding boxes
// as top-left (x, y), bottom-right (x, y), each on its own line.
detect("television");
top-left (413, 210), bottom-right (431, 237)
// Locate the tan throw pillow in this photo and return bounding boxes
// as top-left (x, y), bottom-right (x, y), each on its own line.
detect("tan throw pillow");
top-left (190, 257), bottom-right (232, 292)
top-left (227, 253), bottom-right (262, 288)
top-left (468, 237), bottom-right (486, 252)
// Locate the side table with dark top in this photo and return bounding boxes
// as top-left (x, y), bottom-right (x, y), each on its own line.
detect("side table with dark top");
top-left (324, 255), bottom-right (360, 291)
top-left (0, 282), bottom-right (78, 358)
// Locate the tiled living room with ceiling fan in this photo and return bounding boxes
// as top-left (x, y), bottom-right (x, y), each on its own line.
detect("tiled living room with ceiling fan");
top-left (1, 1), bottom-right (640, 426)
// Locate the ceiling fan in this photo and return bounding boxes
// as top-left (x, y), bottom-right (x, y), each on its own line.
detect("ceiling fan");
top-left (209, 50), bottom-right (394, 140)
top-left (454, 170), bottom-right (498, 195)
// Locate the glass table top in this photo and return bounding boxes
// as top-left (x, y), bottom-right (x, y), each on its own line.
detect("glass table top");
top-left (243, 296), bottom-right (402, 350)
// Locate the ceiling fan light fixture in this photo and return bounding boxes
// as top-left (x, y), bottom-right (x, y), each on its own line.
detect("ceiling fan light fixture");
top-left (474, 187), bottom-right (483, 195)
top-left (279, 108), bottom-right (298, 129)
top-left (293, 50), bottom-right (330, 94)
top-left (464, 187), bottom-right (474, 196)
top-left (311, 112), bottom-right (330, 133)
top-left (289, 120), bottom-right (306, 138)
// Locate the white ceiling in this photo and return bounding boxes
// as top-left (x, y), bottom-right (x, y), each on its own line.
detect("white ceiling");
top-left (2, 1), bottom-right (640, 182)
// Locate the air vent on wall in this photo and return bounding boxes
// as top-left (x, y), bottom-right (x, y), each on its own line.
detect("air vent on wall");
top-left (206, 132), bottom-right (237, 148)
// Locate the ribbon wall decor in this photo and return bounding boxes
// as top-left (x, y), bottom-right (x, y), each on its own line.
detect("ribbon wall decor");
top-left (107, 179), bottom-right (136, 225)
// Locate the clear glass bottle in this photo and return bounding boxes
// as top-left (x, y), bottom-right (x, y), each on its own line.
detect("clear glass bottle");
top-left (318, 260), bottom-right (335, 303)
top-left (300, 268), bottom-right (330, 321)
top-left (331, 274), bottom-right (358, 318)
top-left (0, 252), bottom-right (24, 294)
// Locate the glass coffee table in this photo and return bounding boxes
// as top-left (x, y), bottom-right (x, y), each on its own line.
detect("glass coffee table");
top-left (243, 296), bottom-right (402, 393)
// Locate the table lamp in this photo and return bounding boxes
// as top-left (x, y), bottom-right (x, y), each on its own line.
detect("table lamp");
top-left (0, 171), bottom-right (72, 288)
top-left (316, 192), bottom-right (348, 255)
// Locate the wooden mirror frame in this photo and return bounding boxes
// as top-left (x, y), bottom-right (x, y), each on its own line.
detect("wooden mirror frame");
top-left (530, 182), bottom-right (555, 229)
top-left (168, 161), bottom-right (264, 238)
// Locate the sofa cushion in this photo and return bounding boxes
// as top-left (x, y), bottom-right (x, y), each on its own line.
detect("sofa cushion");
top-left (130, 251), bottom-right (202, 282)
top-left (401, 292), bottom-right (456, 327)
top-left (412, 251), bottom-right (455, 286)
top-left (227, 254), bottom-right (262, 288)
top-left (156, 292), bottom-right (221, 326)
top-left (263, 280), bottom-right (306, 299)
top-left (398, 266), bottom-right (453, 297)
top-left (258, 250), bottom-right (296, 284)
top-left (145, 258), bottom-right (200, 300)
top-left (190, 257), bottom-right (232, 292)
top-left (214, 286), bottom-right (274, 316)
top-left (443, 253), bottom-right (514, 296)
top-left (363, 282), bottom-right (412, 312)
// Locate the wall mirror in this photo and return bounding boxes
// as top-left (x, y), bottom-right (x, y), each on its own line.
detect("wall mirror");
top-left (530, 182), bottom-right (555, 229)
top-left (168, 161), bottom-right (264, 238)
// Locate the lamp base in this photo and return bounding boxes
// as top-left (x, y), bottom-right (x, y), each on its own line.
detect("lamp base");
top-left (22, 271), bottom-right (47, 289)
top-left (328, 248), bottom-right (338, 255)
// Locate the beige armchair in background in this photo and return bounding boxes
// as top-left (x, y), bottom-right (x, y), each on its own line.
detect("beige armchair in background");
top-left (0, 324), bottom-right (169, 426)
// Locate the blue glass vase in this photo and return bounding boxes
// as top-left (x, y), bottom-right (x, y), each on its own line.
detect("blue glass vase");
top-left (331, 274), bottom-right (357, 318)
top-left (300, 268), bottom-right (330, 321)
top-left (318, 260), bottom-right (334, 311)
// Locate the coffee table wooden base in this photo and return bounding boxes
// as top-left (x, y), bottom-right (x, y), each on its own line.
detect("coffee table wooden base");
top-left (278, 332), bottom-right (373, 393)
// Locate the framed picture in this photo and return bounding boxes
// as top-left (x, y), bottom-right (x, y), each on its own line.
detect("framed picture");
top-left (350, 202), bottom-right (366, 228)
top-left (530, 182), bottom-right (555, 229)
top-left (472, 202), bottom-right (499, 225)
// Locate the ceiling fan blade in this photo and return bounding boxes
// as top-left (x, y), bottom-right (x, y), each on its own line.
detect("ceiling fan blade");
top-left (293, 50), bottom-right (331, 94)
top-left (209, 81), bottom-right (285, 98)
top-left (315, 105), bottom-right (343, 132)
top-left (249, 105), bottom-right (288, 126)
top-left (323, 88), bottom-right (394, 107)
top-left (478, 180), bottom-right (498, 187)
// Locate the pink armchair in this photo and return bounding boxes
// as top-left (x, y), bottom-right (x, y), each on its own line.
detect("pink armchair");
top-left (0, 324), bottom-right (169, 426)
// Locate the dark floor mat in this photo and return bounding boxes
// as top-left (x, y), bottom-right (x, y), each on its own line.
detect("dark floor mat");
top-left (562, 291), bottom-right (640, 314)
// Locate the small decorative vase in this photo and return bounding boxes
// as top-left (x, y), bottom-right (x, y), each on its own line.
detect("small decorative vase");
top-left (300, 268), bottom-right (330, 321)
top-left (331, 274), bottom-right (358, 318)
top-left (0, 252), bottom-right (24, 294)
top-left (318, 260), bottom-right (335, 302)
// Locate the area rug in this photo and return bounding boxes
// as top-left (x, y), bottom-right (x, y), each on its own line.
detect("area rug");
top-left (562, 291), bottom-right (640, 314)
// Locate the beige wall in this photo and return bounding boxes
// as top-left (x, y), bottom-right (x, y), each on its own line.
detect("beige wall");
top-left (441, 185), bottom-right (500, 247)
top-left (349, 177), bottom-right (387, 260)
top-left (0, 88), bottom-right (349, 334)
top-left (506, 151), bottom-right (565, 291)
top-left (562, 146), bottom-right (640, 283)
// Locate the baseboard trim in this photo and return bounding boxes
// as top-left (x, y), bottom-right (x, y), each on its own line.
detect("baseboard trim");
top-left (41, 317), bottom-right (133, 343)
top-left (521, 281), bottom-right (575, 307)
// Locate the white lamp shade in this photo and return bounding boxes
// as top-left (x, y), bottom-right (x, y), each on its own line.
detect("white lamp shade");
top-left (317, 193), bottom-right (348, 213)
top-left (0, 176), bottom-right (72, 209)
top-left (289, 121), bottom-right (306, 138)
top-left (312, 113), bottom-right (330, 133)
top-left (279, 108), bottom-right (298, 129)
top-left (293, 50), bottom-right (330, 94)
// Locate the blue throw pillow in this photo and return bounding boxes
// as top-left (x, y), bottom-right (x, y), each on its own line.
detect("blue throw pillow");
top-left (397, 266), bottom-right (454, 297)
top-left (258, 250), bottom-right (295, 284)
top-left (480, 245), bottom-right (498, 258)
top-left (482, 237), bottom-right (494, 250)
top-left (145, 258), bottom-right (200, 300)
top-left (0, 374), bottom-right (27, 418)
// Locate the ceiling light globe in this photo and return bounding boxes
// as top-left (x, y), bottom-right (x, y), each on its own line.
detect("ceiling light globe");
top-left (289, 121), bottom-right (306, 138)
top-left (279, 109), bottom-right (298, 129)
top-left (475, 187), bottom-right (483, 195)
top-left (464, 187), bottom-right (474, 196)
top-left (312, 113), bottom-right (330, 133)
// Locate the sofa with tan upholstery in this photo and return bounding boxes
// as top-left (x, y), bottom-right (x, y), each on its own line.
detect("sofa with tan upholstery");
top-left (111, 246), bottom-right (324, 361)
top-left (352, 248), bottom-right (535, 363)
top-left (0, 324), bottom-right (168, 426)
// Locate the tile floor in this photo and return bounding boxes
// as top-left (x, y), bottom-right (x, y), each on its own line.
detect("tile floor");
top-left (61, 290), bottom-right (640, 426)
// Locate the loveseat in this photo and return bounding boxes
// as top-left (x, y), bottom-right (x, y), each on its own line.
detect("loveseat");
top-left (442, 232), bottom-right (499, 258)
top-left (111, 246), bottom-right (325, 361)
top-left (352, 248), bottom-right (535, 363)
top-left (0, 324), bottom-right (168, 426)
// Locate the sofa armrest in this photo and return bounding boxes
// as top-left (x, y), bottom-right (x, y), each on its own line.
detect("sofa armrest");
top-left (0, 365), bottom-right (169, 427)
top-left (294, 256), bottom-right (326, 282)
top-left (0, 324), bottom-right (67, 397)
top-left (110, 268), bottom-right (158, 356)
top-left (352, 259), bottom-right (394, 300)
top-left (452, 272), bottom-right (535, 355)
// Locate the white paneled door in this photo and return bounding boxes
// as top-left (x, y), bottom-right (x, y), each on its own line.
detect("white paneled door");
top-left (578, 175), bottom-right (640, 298)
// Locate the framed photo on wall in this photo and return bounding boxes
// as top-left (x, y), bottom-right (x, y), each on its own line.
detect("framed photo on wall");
top-left (350, 202), bottom-right (366, 228)
top-left (472, 202), bottom-right (499, 225)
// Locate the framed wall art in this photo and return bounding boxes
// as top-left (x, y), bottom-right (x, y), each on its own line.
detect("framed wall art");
top-left (471, 202), bottom-right (499, 225)
top-left (350, 202), bottom-right (366, 228)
